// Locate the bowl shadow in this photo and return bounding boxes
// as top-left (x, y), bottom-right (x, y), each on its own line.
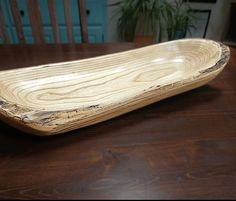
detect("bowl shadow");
top-left (0, 84), bottom-right (222, 155)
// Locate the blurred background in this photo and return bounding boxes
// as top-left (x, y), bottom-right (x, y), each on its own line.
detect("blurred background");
top-left (108, 0), bottom-right (235, 45)
top-left (0, 0), bottom-right (234, 45)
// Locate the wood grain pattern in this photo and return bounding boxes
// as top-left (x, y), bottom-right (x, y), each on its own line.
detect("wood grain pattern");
top-left (47, 0), bottom-right (60, 43)
top-left (26, 0), bottom-right (45, 44)
top-left (78, 0), bottom-right (89, 43)
top-left (0, 39), bottom-right (230, 135)
top-left (63, 0), bottom-right (74, 43)
top-left (9, 0), bottom-right (25, 44)
top-left (0, 42), bottom-right (235, 200)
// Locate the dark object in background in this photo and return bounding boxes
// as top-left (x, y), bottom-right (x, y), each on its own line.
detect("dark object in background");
top-left (184, 0), bottom-right (217, 3)
top-left (224, 3), bottom-right (236, 44)
top-left (111, 0), bottom-right (197, 43)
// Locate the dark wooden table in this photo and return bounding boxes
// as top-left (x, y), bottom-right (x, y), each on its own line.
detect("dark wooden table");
top-left (0, 43), bottom-right (236, 200)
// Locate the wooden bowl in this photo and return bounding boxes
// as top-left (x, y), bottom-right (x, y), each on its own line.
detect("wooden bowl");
top-left (0, 39), bottom-right (230, 136)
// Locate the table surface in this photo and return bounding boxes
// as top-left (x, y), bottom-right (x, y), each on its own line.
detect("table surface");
top-left (0, 43), bottom-right (235, 200)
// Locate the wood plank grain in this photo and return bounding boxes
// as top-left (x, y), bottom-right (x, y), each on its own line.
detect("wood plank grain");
top-left (63, 0), bottom-right (74, 43)
top-left (78, 0), bottom-right (88, 43)
top-left (26, 0), bottom-right (45, 44)
top-left (0, 39), bottom-right (230, 135)
top-left (47, 0), bottom-right (60, 43)
top-left (9, 0), bottom-right (25, 44)
top-left (0, 43), bottom-right (139, 69)
top-left (0, 4), bottom-right (9, 43)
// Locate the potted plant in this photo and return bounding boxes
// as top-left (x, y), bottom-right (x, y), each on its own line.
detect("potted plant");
top-left (109, 0), bottom-right (173, 43)
top-left (166, 0), bottom-right (197, 40)
top-left (110, 0), bottom-right (196, 43)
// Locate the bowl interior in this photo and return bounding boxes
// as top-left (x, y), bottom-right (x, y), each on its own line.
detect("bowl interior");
top-left (0, 39), bottom-right (222, 111)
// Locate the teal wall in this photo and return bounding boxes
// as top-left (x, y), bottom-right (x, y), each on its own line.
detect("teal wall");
top-left (0, 0), bottom-right (107, 44)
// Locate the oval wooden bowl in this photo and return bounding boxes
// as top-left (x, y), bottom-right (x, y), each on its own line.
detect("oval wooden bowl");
top-left (0, 39), bottom-right (230, 136)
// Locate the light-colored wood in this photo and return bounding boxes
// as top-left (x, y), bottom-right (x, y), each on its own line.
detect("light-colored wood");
top-left (0, 39), bottom-right (230, 136)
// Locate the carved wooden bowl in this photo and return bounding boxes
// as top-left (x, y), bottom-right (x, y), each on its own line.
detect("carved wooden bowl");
top-left (0, 39), bottom-right (230, 136)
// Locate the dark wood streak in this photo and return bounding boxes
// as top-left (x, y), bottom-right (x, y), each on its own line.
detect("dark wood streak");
top-left (0, 100), bottom-right (7, 107)
top-left (199, 43), bottom-right (230, 75)
top-left (88, 105), bottom-right (100, 109)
